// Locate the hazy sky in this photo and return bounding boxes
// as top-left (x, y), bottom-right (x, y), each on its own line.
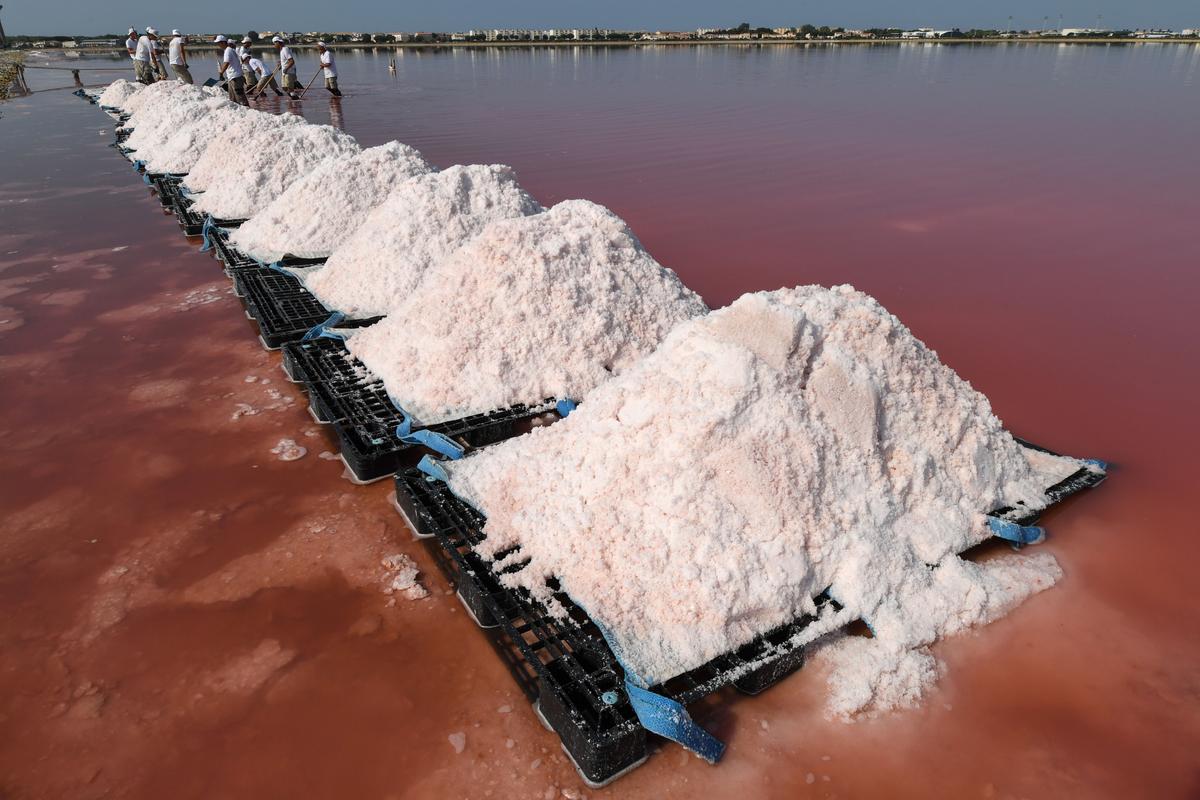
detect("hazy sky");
top-left (5, 0), bottom-right (1196, 35)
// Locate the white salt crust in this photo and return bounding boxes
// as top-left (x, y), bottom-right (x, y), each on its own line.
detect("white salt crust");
top-left (302, 164), bottom-right (544, 317)
top-left (445, 286), bottom-right (1088, 703)
top-left (188, 120), bottom-right (360, 219)
top-left (346, 199), bottom-right (708, 424)
top-left (229, 142), bottom-right (435, 261)
top-left (98, 79), bottom-right (143, 109)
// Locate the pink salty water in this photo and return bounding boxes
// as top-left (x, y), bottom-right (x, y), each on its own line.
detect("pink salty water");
top-left (2, 44), bottom-right (1199, 798)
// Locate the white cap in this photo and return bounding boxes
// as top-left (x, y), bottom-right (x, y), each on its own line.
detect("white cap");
top-left (128, 27), bottom-right (137, 35)
top-left (272, 36), bottom-right (284, 43)
top-left (172, 29), bottom-right (180, 36)
top-left (146, 27), bottom-right (157, 35)
top-left (214, 35), bottom-right (228, 43)
top-left (317, 40), bottom-right (327, 47)
top-left (242, 37), bottom-right (252, 43)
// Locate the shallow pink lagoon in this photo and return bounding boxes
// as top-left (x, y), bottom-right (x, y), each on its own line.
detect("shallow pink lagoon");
top-left (1, 44), bottom-right (1198, 798)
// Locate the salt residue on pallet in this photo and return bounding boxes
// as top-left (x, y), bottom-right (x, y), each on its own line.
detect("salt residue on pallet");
top-left (346, 199), bottom-right (708, 423)
top-left (97, 79), bottom-right (143, 109)
top-left (445, 286), bottom-right (1092, 710)
top-left (303, 164), bottom-right (543, 317)
top-left (229, 142), bottom-right (435, 261)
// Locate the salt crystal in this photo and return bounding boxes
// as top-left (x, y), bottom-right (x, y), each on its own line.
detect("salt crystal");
top-left (446, 285), bottom-right (1091, 706)
top-left (347, 200), bottom-right (707, 424)
top-left (448, 732), bottom-right (466, 754)
top-left (497, 704), bottom-right (512, 714)
top-left (269, 439), bottom-right (307, 461)
top-left (230, 142), bottom-right (434, 262)
top-left (303, 164), bottom-right (543, 318)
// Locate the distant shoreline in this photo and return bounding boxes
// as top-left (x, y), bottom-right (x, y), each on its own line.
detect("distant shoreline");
top-left (27, 37), bottom-right (1200, 54)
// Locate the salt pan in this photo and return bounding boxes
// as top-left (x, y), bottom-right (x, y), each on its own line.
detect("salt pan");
top-left (97, 79), bottom-right (143, 109)
top-left (302, 164), bottom-right (543, 317)
top-left (229, 142), bottom-right (434, 261)
top-left (346, 199), bottom-right (708, 423)
top-left (445, 286), bottom-right (1094, 702)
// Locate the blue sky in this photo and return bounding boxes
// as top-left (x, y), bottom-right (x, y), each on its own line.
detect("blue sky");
top-left (5, 0), bottom-right (1196, 35)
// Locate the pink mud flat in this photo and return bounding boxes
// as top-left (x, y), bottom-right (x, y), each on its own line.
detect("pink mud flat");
top-left (2, 47), bottom-right (1199, 799)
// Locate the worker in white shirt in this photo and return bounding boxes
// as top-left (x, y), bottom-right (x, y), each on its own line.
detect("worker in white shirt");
top-left (132, 29), bottom-right (158, 84)
top-left (168, 30), bottom-right (192, 84)
top-left (272, 37), bottom-right (300, 99)
top-left (238, 37), bottom-right (252, 62)
top-left (125, 28), bottom-right (138, 68)
top-left (317, 41), bottom-right (341, 96)
top-left (214, 35), bottom-right (248, 105)
top-left (242, 50), bottom-right (281, 96)
top-left (147, 27), bottom-right (168, 80)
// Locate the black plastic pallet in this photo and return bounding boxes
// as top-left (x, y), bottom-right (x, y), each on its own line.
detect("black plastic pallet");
top-left (147, 173), bottom-right (185, 207)
top-left (395, 471), bottom-right (843, 786)
top-left (392, 439), bottom-right (1106, 785)
top-left (992, 438), bottom-right (1108, 525)
top-left (235, 268), bottom-right (367, 349)
top-left (283, 338), bottom-right (556, 481)
top-left (206, 231), bottom-right (326, 276)
top-left (174, 197), bottom-right (245, 238)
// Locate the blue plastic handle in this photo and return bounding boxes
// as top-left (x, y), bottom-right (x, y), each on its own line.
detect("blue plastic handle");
top-left (301, 311), bottom-right (347, 341)
top-left (987, 517), bottom-right (1046, 546)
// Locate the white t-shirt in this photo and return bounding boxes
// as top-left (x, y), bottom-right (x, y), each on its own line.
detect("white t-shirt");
top-left (134, 35), bottom-right (153, 62)
top-left (278, 45), bottom-right (296, 75)
top-left (320, 50), bottom-right (337, 78)
top-left (247, 57), bottom-right (268, 78)
top-left (126, 36), bottom-right (137, 58)
top-left (168, 37), bottom-right (185, 65)
top-left (221, 46), bottom-right (244, 79)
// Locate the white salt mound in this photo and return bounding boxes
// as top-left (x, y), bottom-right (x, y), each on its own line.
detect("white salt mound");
top-left (302, 164), bottom-right (544, 317)
top-left (229, 142), bottom-right (434, 261)
top-left (98, 79), bottom-right (143, 109)
top-left (144, 103), bottom-right (249, 175)
top-left (445, 285), bottom-right (1096, 703)
top-left (120, 78), bottom-right (194, 116)
top-left (124, 92), bottom-right (228, 164)
top-left (346, 199), bottom-right (708, 423)
top-left (189, 121), bottom-right (360, 220)
top-left (185, 110), bottom-right (305, 192)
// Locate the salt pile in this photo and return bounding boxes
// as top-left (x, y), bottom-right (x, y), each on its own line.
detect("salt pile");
top-left (189, 122), bottom-right (361, 220)
top-left (123, 91), bottom-right (226, 163)
top-left (98, 79), bottom-right (142, 109)
top-left (346, 200), bottom-right (707, 423)
top-left (444, 285), bottom-right (1096, 710)
top-left (302, 164), bottom-right (543, 317)
top-left (183, 112), bottom-right (306, 193)
top-left (229, 142), bottom-right (435, 262)
top-left (143, 103), bottom-right (249, 175)
top-left (120, 78), bottom-right (193, 116)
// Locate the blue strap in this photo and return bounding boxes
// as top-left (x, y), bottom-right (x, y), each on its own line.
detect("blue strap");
top-left (987, 517), bottom-right (1045, 546)
top-left (586, 616), bottom-right (725, 764)
top-left (416, 454), bottom-right (450, 482)
top-left (199, 215), bottom-right (217, 252)
top-left (142, 172), bottom-right (152, 185)
top-left (395, 413), bottom-right (465, 460)
top-left (555, 398), bottom-right (577, 417)
top-left (301, 311), bottom-right (347, 341)
top-left (1083, 457), bottom-right (1108, 471)
top-left (132, 159), bottom-right (145, 171)
top-left (623, 682), bottom-right (725, 764)
top-left (266, 260), bottom-right (291, 275)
